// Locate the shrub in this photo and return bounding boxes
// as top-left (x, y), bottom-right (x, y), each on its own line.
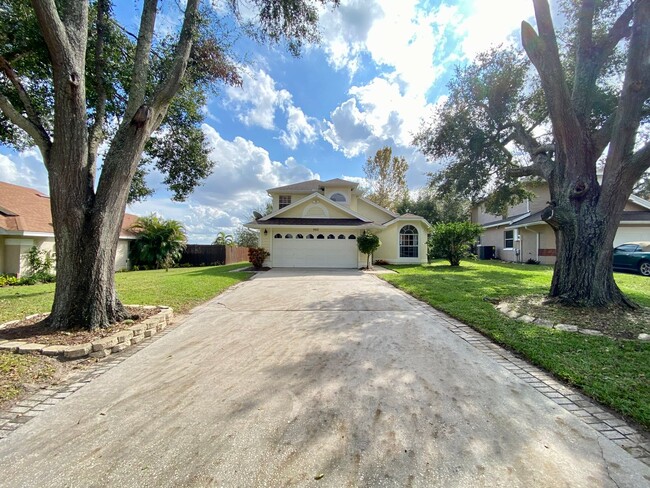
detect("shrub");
top-left (26, 246), bottom-right (55, 275)
top-left (0, 274), bottom-right (18, 287)
top-left (357, 232), bottom-right (381, 269)
top-left (428, 222), bottom-right (483, 266)
top-left (526, 258), bottom-right (541, 265)
top-left (129, 215), bottom-right (187, 270)
top-left (248, 247), bottom-right (270, 268)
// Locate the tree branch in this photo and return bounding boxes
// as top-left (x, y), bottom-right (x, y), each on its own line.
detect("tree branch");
top-left (629, 140), bottom-right (650, 179)
top-left (0, 94), bottom-right (51, 161)
top-left (0, 55), bottom-right (48, 138)
top-left (151, 0), bottom-right (200, 116)
top-left (88, 0), bottom-right (109, 182)
top-left (597, 2), bottom-right (634, 58)
top-left (507, 165), bottom-right (543, 178)
top-left (603, 0), bottom-right (650, 176)
top-left (124, 0), bottom-right (158, 121)
top-left (30, 0), bottom-right (74, 68)
top-left (571, 0), bottom-right (596, 123)
top-left (522, 1), bottom-right (584, 169)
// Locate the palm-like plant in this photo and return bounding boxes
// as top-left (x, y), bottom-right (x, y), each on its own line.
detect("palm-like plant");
top-left (213, 231), bottom-right (234, 246)
top-left (129, 215), bottom-right (187, 270)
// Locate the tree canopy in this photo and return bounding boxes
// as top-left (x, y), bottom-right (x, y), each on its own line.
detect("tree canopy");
top-left (363, 146), bottom-right (409, 211)
top-left (414, 0), bottom-right (650, 308)
top-left (0, 0), bottom-right (340, 330)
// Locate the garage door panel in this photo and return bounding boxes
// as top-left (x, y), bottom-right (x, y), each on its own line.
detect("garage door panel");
top-left (273, 234), bottom-right (357, 268)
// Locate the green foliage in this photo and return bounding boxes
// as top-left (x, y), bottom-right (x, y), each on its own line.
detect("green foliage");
top-left (357, 232), bottom-right (381, 269)
top-left (428, 222), bottom-right (483, 266)
top-left (413, 47), bottom-right (541, 215)
top-left (364, 146), bottom-right (409, 211)
top-left (25, 246), bottom-right (54, 276)
top-left (248, 247), bottom-right (270, 268)
top-left (0, 275), bottom-right (18, 287)
top-left (129, 215), bottom-right (187, 270)
top-left (213, 231), bottom-right (235, 246)
top-left (396, 186), bottom-right (470, 224)
top-left (234, 226), bottom-right (260, 248)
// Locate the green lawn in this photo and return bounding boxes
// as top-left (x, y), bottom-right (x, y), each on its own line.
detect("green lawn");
top-left (382, 260), bottom-right (650, 429)
top-left (0, 263), bottom-right (251, 323)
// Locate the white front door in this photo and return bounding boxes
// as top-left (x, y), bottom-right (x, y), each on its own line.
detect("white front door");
top-left (272, 232), bottom-right (358, 268)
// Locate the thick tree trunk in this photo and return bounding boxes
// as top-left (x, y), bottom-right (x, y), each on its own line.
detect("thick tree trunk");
top-left (545, 170), bottom-right (635, 308)
top-left (46, 172), bottom-right (130, 330)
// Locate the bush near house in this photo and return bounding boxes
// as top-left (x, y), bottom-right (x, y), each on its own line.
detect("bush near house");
top-left (428, 222), bottom-right (483, 266)
top-left (129, 215), bottom-right (187, 270)
top-left (248, 248), bottom-right (270, 268)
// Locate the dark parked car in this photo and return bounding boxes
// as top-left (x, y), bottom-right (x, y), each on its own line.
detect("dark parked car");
top-left (612, 242), bottom-right (650, 277)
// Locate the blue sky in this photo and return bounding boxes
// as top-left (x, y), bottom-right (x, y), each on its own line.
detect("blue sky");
top-left (0, 0), bottom-right (537, 243)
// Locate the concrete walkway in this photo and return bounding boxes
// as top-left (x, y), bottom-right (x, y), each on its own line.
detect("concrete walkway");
top-left (0, 269), bottom-right (649, 487)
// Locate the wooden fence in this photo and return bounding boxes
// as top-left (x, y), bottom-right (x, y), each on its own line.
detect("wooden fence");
top-left (179, 245), bottom-right (249, 266)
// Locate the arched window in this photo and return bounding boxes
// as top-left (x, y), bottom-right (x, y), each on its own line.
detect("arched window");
top-left (285, 234), bottom-right (293, 239)
top-left (330, 192), bottom-right (346, 203)
top-left (306, 234), bottom-right (314, 239)
top-left (348, 234), bottom-right (356, 240)
top-left (274, 233), bottom-right (282, 238)
top-left (399, 225), bottom-right (419, 258)
top-left (337, 234), bottom-right (346, 239)
top-left (296, 234), bottom-right (304, 239)
top-left (327, 234), bottom-right (335, 239)
top-left (317, 234), bottom-right (325, 239)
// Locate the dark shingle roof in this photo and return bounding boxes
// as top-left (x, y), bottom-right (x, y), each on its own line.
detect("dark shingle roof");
top-left (481, 212), bottom-right (529, 227)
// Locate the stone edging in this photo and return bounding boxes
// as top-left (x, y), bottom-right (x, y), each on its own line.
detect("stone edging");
top-left (493, 302), bottom-right (650, 342)
top-left (0, 306), bottom-right (173, 360)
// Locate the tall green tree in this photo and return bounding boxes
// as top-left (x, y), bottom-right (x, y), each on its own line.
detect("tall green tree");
top-left (415, 0), bottom-right (650, 308)
top-left (429, 222), bottom-right (483, 266)
top-left (130, 215), bottom-right (187, 270)
top-left (234, 226), bottom-right (260, 248)
top-left (0, 0), bottom-right (339, 330)
top-left (396, 187), bottom-right (470, 224)
top-left (363, 146), bottom-right (409, 211)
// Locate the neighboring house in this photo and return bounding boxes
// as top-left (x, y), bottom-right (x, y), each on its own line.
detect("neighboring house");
top-left (471, 180), bottom-right (650, 265)
top-left (0, 181), bottom-right (138, 276)
top-left (245, 178), bottom-right (430, 268)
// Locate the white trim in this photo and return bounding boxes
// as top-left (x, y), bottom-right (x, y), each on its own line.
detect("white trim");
top-left (247, 223), bottom-right (380, 230)
top-left (629, 194), bottom-right (650, 210)
top-left (397, 224), bottom-right (420, 259)
top-left (302, 202), bottom-right (330, 218)
top-left (382, 216), bottom-right (432, 228)
top-left (0, 229), bottom-right (136, 239)
top-left (357, 196), bottom-right (399, 218)
top-left (260, 192), bottom-right (372, 222)
top-left (483, 212), bottom-right (530, 229)
top-left (619, 221), bottom-right (650, 225)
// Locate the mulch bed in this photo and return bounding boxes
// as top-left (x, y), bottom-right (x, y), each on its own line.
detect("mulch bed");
top-left (0, 306), bottom-right (160, 346)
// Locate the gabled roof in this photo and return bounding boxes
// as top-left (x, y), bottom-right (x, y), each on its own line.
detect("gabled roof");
top-left (629, 194), bottom-right (650, 211)
top-left (506, 209), bottom-right (650, 230)
top-left (267, 177), bottom-right (360, 193)
top-left (0, 181), bottom-right (138, 238)
top-left (259, 191), bottom-right (372, 223)
top-left (267, 179), bottom-right (323, 193)
top-left (357, 196), bottom-right (399, 218)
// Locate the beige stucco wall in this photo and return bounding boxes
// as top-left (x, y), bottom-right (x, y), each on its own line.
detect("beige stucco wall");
top-left (374, 221), bottom-right (428, 265)
top-left (0, 236), bottom-right (4, 275)
top-left (115, 240), bottom-right (130, 271)
top-left (480, 225), bottom-right (556, 265)
top-left (356, 199), bottom-right (395, 225)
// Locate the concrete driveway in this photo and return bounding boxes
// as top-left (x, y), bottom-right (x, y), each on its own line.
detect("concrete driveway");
top-left (1, 269), bottom-right (649, 487)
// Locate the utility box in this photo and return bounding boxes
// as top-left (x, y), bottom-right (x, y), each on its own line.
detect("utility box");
top-left (478, 245), bottom-right (495, 260)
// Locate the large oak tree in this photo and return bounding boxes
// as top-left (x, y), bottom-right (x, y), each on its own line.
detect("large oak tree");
top-left (0, 0), bottom-right (338, 329)
top-left (415, 0), bottom-right (650, 308)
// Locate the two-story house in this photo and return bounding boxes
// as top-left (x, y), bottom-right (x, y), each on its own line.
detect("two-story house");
top-left (471, 181), bottom-right (650, 264)
top-left (245, 178), bottom-right (430, 268)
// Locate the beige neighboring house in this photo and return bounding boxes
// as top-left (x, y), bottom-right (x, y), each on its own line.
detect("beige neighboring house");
top-left (471, 181), bottom-right (650, 265)
top-left (0, 181), bottom-right (139, 276)
top-left (245, 178), bottom-right (430, 268)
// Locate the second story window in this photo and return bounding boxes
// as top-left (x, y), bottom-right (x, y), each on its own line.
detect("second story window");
top-left (330, 192), bottom-right (346, 203)
top-left (279, 195), bottom-right (291, 209)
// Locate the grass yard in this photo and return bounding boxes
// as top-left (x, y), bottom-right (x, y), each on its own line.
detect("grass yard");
top-left (382, 260), bottom-right (650, 429)
top-left (0, 352), bottom-right (55, 407)
top-left (0, 263), bottom-right (251, 324)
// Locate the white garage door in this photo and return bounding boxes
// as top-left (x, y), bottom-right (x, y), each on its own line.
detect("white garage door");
top-left (272, 233), bottom-right (358, 268)
top-left (614, 227), bottom-right (650, 247)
